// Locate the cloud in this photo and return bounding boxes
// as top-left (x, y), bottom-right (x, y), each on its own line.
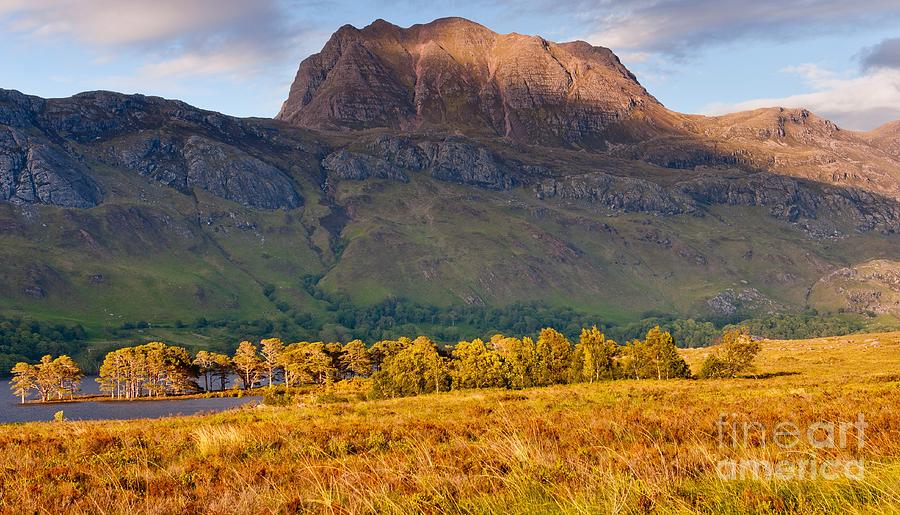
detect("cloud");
top-left (703, 64), bottom-right (900, 130)
top-left (583, 0), bottom-right (900, 55)
top-left (0, 0), bottom-right (311, 78)
top-left (861, 37), bottom-right (900, 71)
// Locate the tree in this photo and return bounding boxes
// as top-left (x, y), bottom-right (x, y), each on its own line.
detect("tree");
top-left (260, 338), bottom-right (285, 388)
top-left (193, 351), bottom-right (215, 392)
top-left (623, 326), bottom-right (691, 380)
top-left (534, 328), bottom-right (572, 386)
top-left (210, 352), bottom-right (233, 391)
top-left (451, 339), bottom-right (505, 389)
top-left (339, 339), bottom-right (372, 378)
top-left (161, 345), bottom-right (196, 395)
top-left (10, 362), bottom-right (37, 404)
top-left (571, 326), bottom-right (618, 383)
top-left (50, 355), bottom-right (83, 399)
top-left (98, 343), bottom-right (195, 398)
top-left (491, 335), bottom-right (537, 389)
top-left (142, 342), bottom-right (168, 397)
top-left (371, 336), bottom-right (448, 398)
top-left (370, 337), bottom-right (413, 370)
top-left (698, 353), bottom-right (728, 379)
top-left (233, 341), bottom-right (263, 390)
top-left (97, 349), bottom-right (127, 399)
top-left (34, 355), bottom-right (58, 401)
top-left (699, 327), bottom-right (761, 379)
top-left (282, 342), bottom-right (337, 386)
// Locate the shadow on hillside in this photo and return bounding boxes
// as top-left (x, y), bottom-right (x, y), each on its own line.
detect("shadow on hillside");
top-left (742, 371), bottom-right (801, 380)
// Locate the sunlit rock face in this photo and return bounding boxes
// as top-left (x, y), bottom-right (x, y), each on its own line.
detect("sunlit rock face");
top-left (277, 17), bottom-right (662, 148)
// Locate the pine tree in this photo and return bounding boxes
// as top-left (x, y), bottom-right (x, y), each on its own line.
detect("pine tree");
top-left (51, 355), bottom-right (83, 399)
top-left (209, 353), bottom-right (233, 390)
top-left (12, 355), bottom-right (84, 402)
top-left (373, 336), bottom-right (448, 397)
top-left (10, 362), bottom-right (38, 404)
top-left (260, 338), bottom-right (285, 388)
top-left (193, 351), bottom-right (215, 392)
top-left (492, 335), bottom-right (537, 389)
top-left (370, 337), bottom-right (413, 370)
top-left (233, 341), bottom-right (263, 390)
top-left (281, 342), bottom-right (337, 386)
top-left (340, 339), bottom-right (373, 378)
top-left (161, 345), bottom-right (195, 394)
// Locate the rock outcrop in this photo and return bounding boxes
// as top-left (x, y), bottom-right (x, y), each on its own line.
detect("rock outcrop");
top-left (705, 288), bottom-right (781, 316)
top-left (535, 169), bottom-right (900, 233)
top-left (321, 135), bottom-right (523, 190)
top-left (535, 173), bottom-right (687, 215)
top-left (110, 133), bottom-right (301, 209)
top-left (811, 260), bottom-right (900, 316)
top-left (322, 149), bottom-right (410, 182)
top-left (0, 126), bottom-right (101, 208)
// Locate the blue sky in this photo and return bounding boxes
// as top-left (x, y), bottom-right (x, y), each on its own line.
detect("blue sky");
top-left (2, 0), bottom-right (900, 130)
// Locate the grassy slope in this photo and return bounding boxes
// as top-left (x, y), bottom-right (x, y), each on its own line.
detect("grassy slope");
top-left (2, 146), bottom-right (900, 333)
top-left (809, 259), bottom-right (900, 316)
top-left (1, 332), bottom-right (898, 513)
top-left (0, 160), bottom-right (330, 332)
top-left (323, 175), bottom-right (900, 321)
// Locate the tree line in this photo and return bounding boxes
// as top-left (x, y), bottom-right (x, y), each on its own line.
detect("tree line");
top-left (107, 295), bottom-right (865, 356)
top-left (0, 316), bottom-right (86, 375)
top-left (10, 326), bottom-right (761, 403)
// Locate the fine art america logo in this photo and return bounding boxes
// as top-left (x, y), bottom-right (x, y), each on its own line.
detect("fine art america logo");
top-left (716, 413), bottom-right (867, 481)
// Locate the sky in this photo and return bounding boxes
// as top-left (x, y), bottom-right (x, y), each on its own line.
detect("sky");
top-left (2, 0), bottom-right (900, 130)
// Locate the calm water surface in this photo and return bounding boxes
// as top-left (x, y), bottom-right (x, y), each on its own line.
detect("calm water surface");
top-left (0, 378), bottom-right (261, 424)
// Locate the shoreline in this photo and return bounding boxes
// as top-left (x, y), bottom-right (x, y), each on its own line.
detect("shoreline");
top-left (16, 390), bottom-right (265, 406)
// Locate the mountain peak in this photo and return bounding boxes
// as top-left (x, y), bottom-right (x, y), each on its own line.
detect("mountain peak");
top-left (276, 17), bottom-right (661, 147)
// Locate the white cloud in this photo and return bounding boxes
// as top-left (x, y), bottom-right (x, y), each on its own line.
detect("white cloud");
top-left (0, 0), bottom-right (309, 78)
top-left (583, 0), bottom-right (900, 55)
top-left (703, 65), bottom-right (900, 130)
top-left (618, 52), bottom-right (653, 63)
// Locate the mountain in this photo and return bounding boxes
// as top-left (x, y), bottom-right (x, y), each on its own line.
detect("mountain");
top-left (2, 17), bottom-right (900, 336)
top-left (277, 17), bottom-right (668, 148)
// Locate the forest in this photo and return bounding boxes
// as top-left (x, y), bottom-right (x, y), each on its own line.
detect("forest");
top-left (10, 326), bottom-right (759, 403)
top-left (0, 302), bottom-right (866, 380)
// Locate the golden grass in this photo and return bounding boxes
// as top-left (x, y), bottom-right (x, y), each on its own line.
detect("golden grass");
top-left (191, 425), bottom-right (249, 459)
top-left (0, 332), bottom-right (899, 513)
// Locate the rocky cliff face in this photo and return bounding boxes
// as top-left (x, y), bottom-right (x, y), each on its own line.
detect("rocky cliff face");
top-left (684, 108), bottom-right (900, 202)
top-left (535, 169), bottom-right (900, 233)
top-left (322, 135), bottom-right (529, 190)
top-left (316, 131), bottom-right (900, 234)
top-left (109, 133), bottom-right (301, 209)
top-left (0, 91), bottom-right (103, 208)
top-left (277, 18), bottom-right (664, 147)
top-left (0, 89), bottom-right (306, 210)
top-left (0, 126), bottom-right (102, 208)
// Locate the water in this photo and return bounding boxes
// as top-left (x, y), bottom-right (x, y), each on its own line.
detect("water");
top-left (0, 378), bottom-right (261, 424)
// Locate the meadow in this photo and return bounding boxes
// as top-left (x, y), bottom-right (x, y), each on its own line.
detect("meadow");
top-left (1, 332), bottom-right (898, 513)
